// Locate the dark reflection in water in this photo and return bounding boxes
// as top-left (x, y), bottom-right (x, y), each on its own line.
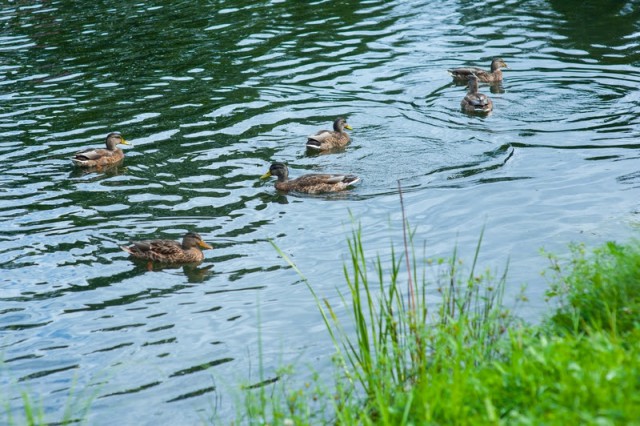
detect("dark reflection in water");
top-left (125, 259), bottom-right (216, 284)
top-left (68, 163), bottom-right (128, 179)
top-left (1, 0), bottom-right (640, 424)
top-left (548, 0), bottom-right (640, 62)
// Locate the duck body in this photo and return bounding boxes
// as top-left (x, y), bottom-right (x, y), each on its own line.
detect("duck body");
top-left (306, 117), bottom-right (352, 151)
top-left (461, 74), bottom-right (493, 114)
top-left (261, 162), bottom-right (359, 194)
top-left (72, 132), bottom-right (130, 168)
top-left (448, 58), bottom-right (508, 83)
top-left (121, 232), bottom-right (213, 264)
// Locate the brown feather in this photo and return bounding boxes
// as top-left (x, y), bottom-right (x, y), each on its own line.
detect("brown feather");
top-left (306, 118), bottom-right (352, 151)
top-left (461, 74), bottom-right (493, 114)
top-left (262, 162), bottom-right (359, 194)
top-left (72, 132), bottom-right (129, 168)
top-left (121, 232), bottom-right (212, 264)
top-left (448, 58), bottom-right (508, 83)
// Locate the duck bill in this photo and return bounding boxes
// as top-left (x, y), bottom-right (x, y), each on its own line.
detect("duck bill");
top-left (344, 124), bottom-right (353, 130)
top-left (260, 171), bottom-right (272, 179)
top-left (121, 139), bottom-right (131, 145)
top-left (198, 240), bottom-right (213, 250)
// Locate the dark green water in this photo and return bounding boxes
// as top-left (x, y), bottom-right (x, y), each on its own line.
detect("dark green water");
top-left (1, 0), bottom-right (639, 423)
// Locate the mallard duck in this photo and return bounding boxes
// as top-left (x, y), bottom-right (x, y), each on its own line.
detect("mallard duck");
top-left (306, 117), bottom-right (352, 151)
top-left (71, 132), bottom-right (130, 168)
top-left (260, 162), bottom-right (359, 194)
top-left (461, 74), bottom-right (493, 114)
top-left (448, 58), bottom-right (508, 83)
top-left (121, 232), bottom-right (213, 263)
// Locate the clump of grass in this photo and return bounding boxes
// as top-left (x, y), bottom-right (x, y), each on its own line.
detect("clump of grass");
top-left (1, 372), bottom-right (99, 426)
top-left (543, 240), bottom-right (640, 335)
top-left (256, 185), bottom-right (517, 423)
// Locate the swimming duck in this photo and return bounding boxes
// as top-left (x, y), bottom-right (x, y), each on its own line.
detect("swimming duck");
top-left (121, 232), bottom-right (213, 263)
top-left (461, 74), bottom-right (493, 114)
top-left (71, 132), bottom-right (130, 168)
top-left (261, 162), bottom-right (359, 194)
top-left (306, 118), bottom-right (352, 151)
top-left (448, 58), bottom-right (508, 83)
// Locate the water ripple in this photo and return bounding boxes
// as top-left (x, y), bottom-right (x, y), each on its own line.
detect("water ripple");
top-left (1, 0), bottom-right (639, 423)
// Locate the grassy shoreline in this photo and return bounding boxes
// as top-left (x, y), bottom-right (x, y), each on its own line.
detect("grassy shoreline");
top-left (241, 232), bottom-right (640, 425)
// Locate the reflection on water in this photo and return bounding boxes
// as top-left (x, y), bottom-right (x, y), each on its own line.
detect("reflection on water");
top-left (68, 162), bottom-right (128, 178)
top-left (548, 0), bottom-right (640, 62)
top-left (125, 259), bottom-right (215, 284)
top-left (1, 0), bottom-right (639, 423)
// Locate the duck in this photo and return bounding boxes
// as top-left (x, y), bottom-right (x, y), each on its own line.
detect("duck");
top-left (260, 162), bottom-right (359, 194)
top-left (71, 132), bottom-right (130, 168)
top-left (461, 74), bottom-right (493, 114)
top-left (121, 232), bottom-right (213, 263)
top-left (448, 58), bottom-right (508, 83)
top-left (306, 117), bottom-right (352, 151)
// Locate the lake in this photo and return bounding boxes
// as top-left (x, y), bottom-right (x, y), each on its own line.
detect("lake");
top-left (1, 0), bottom-right (639, 423)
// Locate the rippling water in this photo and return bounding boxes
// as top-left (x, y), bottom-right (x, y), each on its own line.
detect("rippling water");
top-left (1, 0), bottom-right (639, 423)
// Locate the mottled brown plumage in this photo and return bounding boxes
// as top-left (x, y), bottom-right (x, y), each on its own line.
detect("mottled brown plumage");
top-left (448, 58), bottom-right (508, 83)
top-left (121, 232), bottom-right (213, 264)
top-left (260, 162), bottom-right (359, 194)
top-left (306, 118), bottom-right (352, 151)
top-left (72, 132), bottom-right (130, 168)
top-left (461, 74), bottom-right (493, 114)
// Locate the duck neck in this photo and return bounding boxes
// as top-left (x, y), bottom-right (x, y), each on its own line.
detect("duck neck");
top-left (106, 138), bottom-right (119, 151)
top-left (276, 173), bottom-right (288, 182)
top-left (468, 79), bottom-right (479, 94)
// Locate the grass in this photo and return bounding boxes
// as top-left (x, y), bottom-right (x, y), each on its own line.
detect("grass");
top-left (543, 241), bottom-right (640, 335)
top-left (241, 214), bottom-right (640, 425)
top-left (1, 372), bottom-right (99, 425)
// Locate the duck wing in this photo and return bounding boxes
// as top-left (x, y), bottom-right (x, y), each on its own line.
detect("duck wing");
top-left (448, 67), bottom-right (489, 80)
top-left (73, 148), bottom-right (112, 161)
top-left (125, 239), bottom-right (182, 256)
top-left (308, 129), bottom-right (333, 141)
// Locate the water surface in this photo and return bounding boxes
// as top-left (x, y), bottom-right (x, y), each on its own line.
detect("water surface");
top-left (1, 0), bottom-right (639, 423)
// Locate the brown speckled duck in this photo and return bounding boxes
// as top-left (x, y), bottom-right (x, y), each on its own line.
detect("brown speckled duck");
top-left (121, 232), bottom-right (213, 263)
top-left (448, 58), bottom-right (508, 83)
top-left (72, 132), bottom-right (130, 168)
top-left (461, 74), bottom-right (493, 114)
top-left (261, 162), bottom-right (359, 194)
top-left (306, 118), bottom-right (352, 151)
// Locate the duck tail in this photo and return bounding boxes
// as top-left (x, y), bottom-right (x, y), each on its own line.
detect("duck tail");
top-left (346, 176), bottom-right (360, 186)
top-left (306, 139), bottom-right (322, 150)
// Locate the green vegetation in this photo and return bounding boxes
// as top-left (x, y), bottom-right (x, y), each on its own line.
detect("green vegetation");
top-left (544, 241), bottom-right (640, 336)
top-left (241, 228), bottom-right (640, 425)
top-left (1, 381), bottom-right (96, 426)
